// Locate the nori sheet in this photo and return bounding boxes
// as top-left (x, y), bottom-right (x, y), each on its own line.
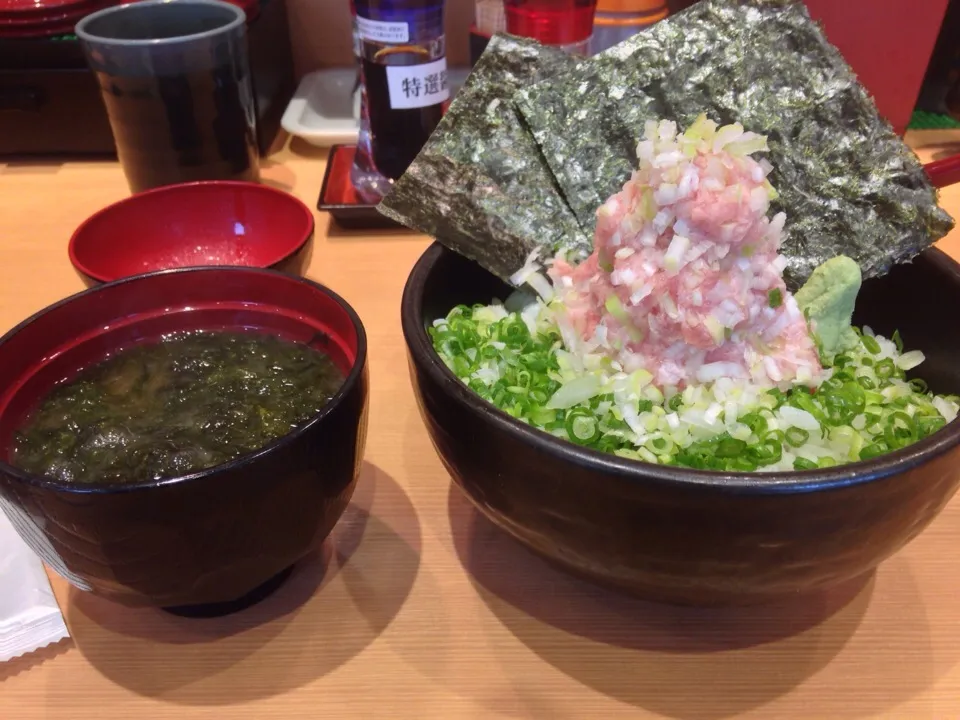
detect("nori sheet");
top-left (377, 34), bottom-right (590, 281)
top-left (515, 0), bottom-right (955, 288)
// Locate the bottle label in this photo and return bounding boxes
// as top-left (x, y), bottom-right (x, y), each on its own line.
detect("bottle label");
top-left (386, 57), bottom-right (449, 110)
top-left (356, 15), bottom-right (410, 44)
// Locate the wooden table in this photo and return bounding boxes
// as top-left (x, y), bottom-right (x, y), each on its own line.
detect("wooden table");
top-left (2, 131), bottom-right (960, 719)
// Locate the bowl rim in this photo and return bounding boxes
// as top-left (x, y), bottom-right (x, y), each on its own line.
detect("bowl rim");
top-left (67, 181), bottom-right (316, 284)
top-left (401, 241), bottom-right (960, 495)
top-left (75, 0), bottom-right (245, 48)
top-left (0, 265), bottom-right (367, 494)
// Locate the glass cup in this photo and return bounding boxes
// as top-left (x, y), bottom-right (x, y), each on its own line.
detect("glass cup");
top-left (76, 0), bottom-right (260, 194)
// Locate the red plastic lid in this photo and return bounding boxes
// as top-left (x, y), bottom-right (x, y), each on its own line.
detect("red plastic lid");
top-left (504, 0), bottom-right (596, 45)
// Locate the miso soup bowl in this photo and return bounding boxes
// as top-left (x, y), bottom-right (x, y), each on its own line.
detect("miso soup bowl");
top-left (0, 266), bottom-right (368, 612)
top-left (402, 243), bottom-right (960, 606)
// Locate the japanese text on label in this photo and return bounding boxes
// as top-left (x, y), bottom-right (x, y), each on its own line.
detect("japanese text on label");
top-left (356, 16), bottom-right (409, 44)
top-left (386, 58), bottom-right (449, 110)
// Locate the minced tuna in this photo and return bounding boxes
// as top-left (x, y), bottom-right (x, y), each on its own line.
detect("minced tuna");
top-left (547, 116), bottom-right (822, 390)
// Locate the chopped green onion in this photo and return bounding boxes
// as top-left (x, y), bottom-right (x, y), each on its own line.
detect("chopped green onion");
top-left (917, 416), bottom-right (946, 435)
top-left (884, 411), bottom-right (916, 448)
top-left (875, 358), bottom-right (896, 379)
top-left (859, 442), bottom-right (890, 461)
top-left (716, 437), bottom-right (746, 457)
top-left (739, 411), bottom-right (768, 436)
top-left (432, 304), bottom-right (955, 473)
top-left (892, 330), bottom-right (904, 353)
top-left (604, 294), bottom-right (631, 325)
top-left (565, 408), bottom-right (600, 445)
top-left (598, 250), bottom-right (614, 273)
top-left (861, 334), bottom-right (881, 355)
top-left (908, 378), bottom-right (928, 393)
top-left (785, 427), bottom-right (809, 447)
top-left (730, 455), bottom-right (759, 471)
top-left (750, 437), bottom-right (782, 465)
top-left (768, 288), bottom-right (783, 308)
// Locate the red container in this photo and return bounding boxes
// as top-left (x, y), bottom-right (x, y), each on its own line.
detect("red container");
top-left (504, 0), bottom-right (597, 50)
top-left (69, 181), bottom-right (315, 285)
top-left (802, 0), bottom-right (949, 136)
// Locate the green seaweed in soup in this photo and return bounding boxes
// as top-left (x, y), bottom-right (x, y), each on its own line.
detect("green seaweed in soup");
top-left (11, 330), bottom-right (346, 484)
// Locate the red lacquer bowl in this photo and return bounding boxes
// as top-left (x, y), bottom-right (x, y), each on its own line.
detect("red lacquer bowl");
top-left (68, 181), bottom-right (315, 286)
top-left (0, 267), bottom-right (368, 614)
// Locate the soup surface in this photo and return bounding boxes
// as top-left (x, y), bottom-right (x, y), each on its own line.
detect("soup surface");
top-left (11, 330), bottom-right (345, 484)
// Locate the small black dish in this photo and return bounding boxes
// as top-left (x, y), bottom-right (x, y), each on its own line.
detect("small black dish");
top-left (317, 144), bottom-right (405, 230)
top-left (402, 243), bottom-right (960, 606)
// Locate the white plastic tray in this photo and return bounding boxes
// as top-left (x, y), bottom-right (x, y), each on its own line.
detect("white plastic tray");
top-left (281, 66), bottom-right (471, 148)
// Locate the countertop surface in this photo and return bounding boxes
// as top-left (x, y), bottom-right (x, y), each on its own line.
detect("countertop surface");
top-left (1, 130), bottom-right (960, 719)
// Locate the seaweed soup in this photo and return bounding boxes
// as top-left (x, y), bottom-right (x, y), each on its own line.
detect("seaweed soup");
top-left (11, 330), bottom-right (346, 485)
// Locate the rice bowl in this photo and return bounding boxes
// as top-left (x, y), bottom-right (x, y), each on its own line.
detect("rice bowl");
top-left (403, 241), bottom-right (960, 604)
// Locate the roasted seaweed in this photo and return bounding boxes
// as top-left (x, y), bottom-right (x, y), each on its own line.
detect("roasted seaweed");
top-left (12, 332), bottom-right (344, 484)
top-left (378, 34), bottom-right (590, 281)
top-left (516, 0), bottom-right (954, 287)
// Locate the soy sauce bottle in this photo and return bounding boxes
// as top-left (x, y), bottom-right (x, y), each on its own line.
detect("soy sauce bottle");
top-left (349, 0), bottom-right (379, 198)
top-left (351, 0), bottom-right (448, 203)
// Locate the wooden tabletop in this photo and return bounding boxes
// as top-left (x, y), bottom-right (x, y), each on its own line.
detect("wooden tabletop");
top-left (1, 130), bottom-right (960, 719)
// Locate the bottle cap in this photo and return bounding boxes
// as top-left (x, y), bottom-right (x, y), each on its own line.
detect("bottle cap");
top-left (504, 0), bottom-right (597, 45)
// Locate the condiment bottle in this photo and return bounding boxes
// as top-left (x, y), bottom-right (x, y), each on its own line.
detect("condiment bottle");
top-left (590, 0), bottom-right (667, 55)
top-left (503, 0), bottom-right (598, 56)
top-left (350, 0), bottom-right (449, 203)
top-left (349, 0), bottom-right (381, 201)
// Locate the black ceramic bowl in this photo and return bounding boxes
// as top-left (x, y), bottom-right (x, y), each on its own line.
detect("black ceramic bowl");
top-left (0, 267), bottom-right (368, 614)
top-left (402, 243), bottom-right (960, 606)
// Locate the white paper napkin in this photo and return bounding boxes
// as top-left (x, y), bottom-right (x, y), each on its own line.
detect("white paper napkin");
top-left (0, 508), bottom-right (69, 662)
